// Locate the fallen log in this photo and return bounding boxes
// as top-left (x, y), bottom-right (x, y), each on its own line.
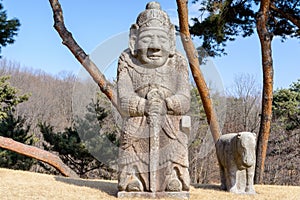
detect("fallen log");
top-left (0, 136), bottom-right (78, 178)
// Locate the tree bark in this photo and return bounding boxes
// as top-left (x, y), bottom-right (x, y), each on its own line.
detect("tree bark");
top-left (0, 136), bottom-right (79, 178)
top-left (255, 0), bottom-right (274, 184)
top-left (48, 0), bottom-right (117, 107)
top-left (176, 0), bottom-right (221, 143)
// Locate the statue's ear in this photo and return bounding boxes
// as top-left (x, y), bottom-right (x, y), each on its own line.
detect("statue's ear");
top-left (129, 24), bottom-right (139, 57)
top-left (169, 24), bottom-right (176, 57)
top-left (237, 133), bottom-right (242, 139)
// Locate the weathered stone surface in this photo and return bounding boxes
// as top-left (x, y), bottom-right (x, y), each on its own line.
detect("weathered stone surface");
top-left (116, 1), bottom-right (191, 197)
top-left (216, 132), bottom-right (256, 194)
top-left (181, 115), bottom-right (191, 135)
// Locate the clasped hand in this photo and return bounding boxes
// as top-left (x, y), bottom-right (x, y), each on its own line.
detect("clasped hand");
top-left (145, 89), bottom-right (166, 116)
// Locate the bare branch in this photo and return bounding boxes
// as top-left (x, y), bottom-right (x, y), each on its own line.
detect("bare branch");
top-left (48, 0), bottom-right (117, 107)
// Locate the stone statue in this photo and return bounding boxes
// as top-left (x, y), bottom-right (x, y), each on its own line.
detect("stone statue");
top-left (116, 1), bottom-right (190, 198)
top-left (216, 132), bottom-right (256, 194)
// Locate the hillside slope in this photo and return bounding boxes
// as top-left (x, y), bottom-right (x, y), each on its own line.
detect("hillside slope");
top-left (0, 168), bottom-right (299, 200)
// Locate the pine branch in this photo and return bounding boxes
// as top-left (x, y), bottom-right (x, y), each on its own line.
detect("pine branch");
top-left (270, 3), bottom-right (300, 29)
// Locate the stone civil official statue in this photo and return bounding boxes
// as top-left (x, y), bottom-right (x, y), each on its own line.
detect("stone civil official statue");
top-left (117, 2), bottom-right (190, 195)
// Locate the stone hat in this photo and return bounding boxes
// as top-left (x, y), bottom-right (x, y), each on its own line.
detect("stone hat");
top-left (136, 2), bottom-right (172, 33)
top-left (129, 1), bottom-right (176, 56)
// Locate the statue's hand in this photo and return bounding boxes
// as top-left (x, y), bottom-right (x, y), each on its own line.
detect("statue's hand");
top-left (146, 89), bottom-right (164, 100)
top-left (145, 97), bottom-right (166, 117)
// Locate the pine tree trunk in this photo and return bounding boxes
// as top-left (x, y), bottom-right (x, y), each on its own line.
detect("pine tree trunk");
top-left (255, 0), bottom-right (274, 184)
top-left (0, 136), bottom-right (78, 178)
top-left (176, 0), bottom-right (221, 143)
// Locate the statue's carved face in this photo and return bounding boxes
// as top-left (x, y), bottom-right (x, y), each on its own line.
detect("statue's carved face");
top-left (136, 29), bottom-right (170, 68)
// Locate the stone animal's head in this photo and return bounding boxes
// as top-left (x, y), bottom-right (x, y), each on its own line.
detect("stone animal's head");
top-left (235, 132), bottom-right (256, 169)
top-left (129, 2), bottom-right (176, 68)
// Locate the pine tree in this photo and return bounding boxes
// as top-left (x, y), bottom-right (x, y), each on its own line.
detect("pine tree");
top-left (0, 76), bottom-right (34, 170)
top-left (0, 3), bottom-right (20, 55)
top-left (0, 114), bottom-right (34, 170)
top-left (273, 79), bottom-right (300, 131)
top-left (40, 97), bottom-right (119, 178)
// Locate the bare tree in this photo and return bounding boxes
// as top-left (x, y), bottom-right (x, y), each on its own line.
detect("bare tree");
top-left (224, 73), bottom-right (261, 133)
top-left (0, 60), bottom-right (75, 133)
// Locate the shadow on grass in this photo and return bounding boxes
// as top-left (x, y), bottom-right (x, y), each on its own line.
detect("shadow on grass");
top-left (192, 183), bottom-right (222, 191)
top-left (55, 176), bottom-right (118, 197)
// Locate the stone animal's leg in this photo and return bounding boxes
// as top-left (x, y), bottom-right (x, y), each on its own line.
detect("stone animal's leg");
top-left (219, 165), bottom-right (227, 191)
top-left (245, 166), bottom-right (256, 194)
top-left (236, 169), bottom-right (246, 193)
top-left (228, 167), bottom-right (239, 193)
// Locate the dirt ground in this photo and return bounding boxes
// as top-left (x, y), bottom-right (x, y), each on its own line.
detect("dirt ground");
top-left (0, 168), bottom-right (299, 200)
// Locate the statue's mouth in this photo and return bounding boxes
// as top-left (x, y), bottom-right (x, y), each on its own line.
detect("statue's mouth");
top-left (148, 54), bottom-right (161, 60)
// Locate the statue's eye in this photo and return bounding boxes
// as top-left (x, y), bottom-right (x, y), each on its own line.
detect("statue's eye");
top-left (140, 37), bottom-right (151, 44)
top-left (158, 37), bottom-right (168, 44)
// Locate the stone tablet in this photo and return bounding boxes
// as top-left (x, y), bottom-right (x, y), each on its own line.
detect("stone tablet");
top-left (216, 132), bottom-right (256, 194)
top-left (116, 1), bottom-right (191, 198)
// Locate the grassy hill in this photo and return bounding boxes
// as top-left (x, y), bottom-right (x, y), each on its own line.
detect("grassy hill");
top-left (0, 168), bottom-right (299, 200)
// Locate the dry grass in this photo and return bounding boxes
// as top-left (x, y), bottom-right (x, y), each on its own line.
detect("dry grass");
top-left (0, 168), bottom-right (299, 200)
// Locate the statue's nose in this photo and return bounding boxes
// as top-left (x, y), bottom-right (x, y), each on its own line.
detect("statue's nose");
top-left (149, 37), bottom-right (160, 51)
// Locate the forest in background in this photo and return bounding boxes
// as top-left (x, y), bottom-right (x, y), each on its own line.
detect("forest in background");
top-left (0, 59), bottom-right (299, 185)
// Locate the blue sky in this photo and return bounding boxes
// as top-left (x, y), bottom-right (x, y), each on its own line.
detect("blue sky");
top-left (2, 0), bottom-right (300, 90)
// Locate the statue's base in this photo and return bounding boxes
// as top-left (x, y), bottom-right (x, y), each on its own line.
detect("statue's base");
top-left (117, 191), bottom-right (190, 199)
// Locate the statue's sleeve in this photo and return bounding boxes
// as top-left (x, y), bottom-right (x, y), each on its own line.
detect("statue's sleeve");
top-left (117, 52), bottom-right (146, 117)
top-left (165, 54), bottom-right (190, 115)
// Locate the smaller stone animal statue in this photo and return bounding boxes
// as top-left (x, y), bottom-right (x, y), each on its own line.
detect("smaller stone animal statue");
top-left (216, 132), bottom-right (256, 194)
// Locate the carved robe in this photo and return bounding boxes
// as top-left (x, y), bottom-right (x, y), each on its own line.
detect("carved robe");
top-left (117, 49), bottom-right (190, 192)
